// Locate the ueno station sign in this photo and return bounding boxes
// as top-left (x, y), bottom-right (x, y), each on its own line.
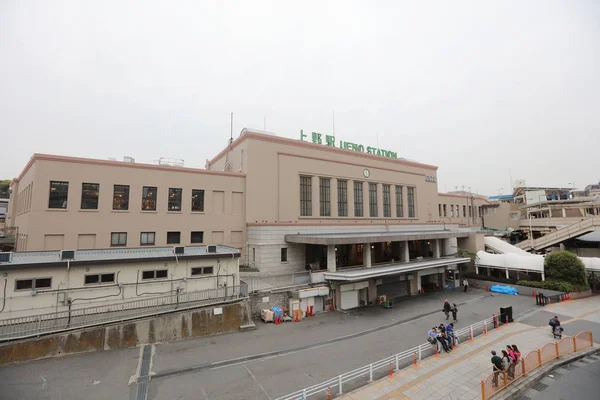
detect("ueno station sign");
top-left (300, 130), bottom-right (398, 159)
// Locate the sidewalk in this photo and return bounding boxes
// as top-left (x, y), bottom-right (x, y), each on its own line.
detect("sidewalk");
top-left (339, 298), bottom-right (600, 400)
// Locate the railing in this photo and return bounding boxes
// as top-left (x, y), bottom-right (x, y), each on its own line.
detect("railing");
top-left (242, 272), bottom-right (311, 292)
top-left (519, 217), bottom-right (600, 250)
top-left (481, 330), bottom-right (594, 400)
top-left (0, 284), bottom-right (249, 341)
top-left (276, 316), bottom-right (497, 400)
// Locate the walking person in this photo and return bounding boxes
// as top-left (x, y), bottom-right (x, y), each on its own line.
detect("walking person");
top-left (443, 300), bottom-right (451, 320)
top-left (451, 303), bottom-right (458, 322)
top-left (463, 279), bottom-right (469, 292)
top-left (490, 350), bottom-right (503, 387)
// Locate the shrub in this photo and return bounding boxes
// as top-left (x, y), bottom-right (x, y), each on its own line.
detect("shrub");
top-left (545, 251), bottom-right (588, 286)
top-left (516, 279), bottom-right (588, 293)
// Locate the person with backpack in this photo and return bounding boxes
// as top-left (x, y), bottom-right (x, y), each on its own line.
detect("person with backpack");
top-left (506, 345), bottom-right (517, 379)
top-left (490, 350), bottom-right (503, 387)
top-left (442, 300), bottom-right (452, 320)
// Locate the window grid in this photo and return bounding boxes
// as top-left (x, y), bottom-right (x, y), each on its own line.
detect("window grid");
top-left (281, 248), bottom-right (288, 262)
top-left (396, 186), bottom-right (404, 218)
top-left (456, 205), bottom-right (460, 217)
top-left (140, 232), bottom-right (155, 246)
top-left (369, 183), bottom-right (378, 217)
top-left (354, 182), bottom-right (363, 217)
top-left (84, 273), bottom-right (115, 285)
top-left (319, 178), bottom-right (331, 216)
top-left (407, 187), bottom-right (415, 218)
top-left (81, 183), bottom-right (99, 210)
top-left (191, 231), bottom-right (204, 243)
top-left (111, 232), bottom-right (127, 246)
top-left (142, 186), bottom-right (157, 211)
top-left (192, 189), bottom-right (205, 212)
top-left (168, 188), bottom-right (182, 211)
top-left (15, 277), bottom-right (52, 291)
top-left (463, 205), bottom-right (467, 218)
top-left (113, 185), bottom-right (130, 210)
top-left (167, 231), bottom-right (180, 244)
top-left (49, 181), bottom-right (69, 209)
top-left (337, 180), bottom-right (348, 217)
top-left (300, 176), bottom-right (312, 216)
top-left (191, 266), bottom-right (214, 276)
top-left (438, 204), bottom-right (442, 217)
top-left (383, 184), bottom-right (391, 217)
top-left (142, 269), bottom-right (168, 280)
top-left (443, 204), bottom-right (447, 217)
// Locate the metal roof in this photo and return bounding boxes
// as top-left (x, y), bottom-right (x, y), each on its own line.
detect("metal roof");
top-left (576, 230), bottom-right (600, 242)
top-left (284, 230), bottom-right (469, 245)
top-left (0, 245), bottom-right (240, 269)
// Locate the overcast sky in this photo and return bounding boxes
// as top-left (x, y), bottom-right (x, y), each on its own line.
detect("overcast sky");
top-left (1, 1), bottom-right (599, 195)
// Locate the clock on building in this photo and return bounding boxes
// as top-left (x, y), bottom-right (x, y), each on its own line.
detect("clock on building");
top-left (363, 169), bottom-right (370, 178)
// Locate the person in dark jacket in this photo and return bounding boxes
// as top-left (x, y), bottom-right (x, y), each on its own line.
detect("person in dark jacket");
top-left (443, 300), bottom-right (451, 320)
top-left (451, 303), bottom-right (458, 322)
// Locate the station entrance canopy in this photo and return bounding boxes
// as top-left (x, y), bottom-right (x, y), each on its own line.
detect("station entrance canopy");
top-left (284, 230), bottom-right (469, 246)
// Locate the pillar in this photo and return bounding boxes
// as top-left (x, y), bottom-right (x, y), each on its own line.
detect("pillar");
top-left (541, 270), bottom-right (545, 281)
top-left (363, 243), bottom-right (372, 268)
top-left (475, 265), bottom-right (479, 274)
top-left (548, 207), bottom-right (552, 218)
top-left (403, 241), bottom-right (410, 262)
top-left (434, 239), bottom-right (441, 258)
top-left (559, 243), bottom-right (566, 251)
top-left (562, 208), bottom-right (566, 218)
top-left (444, 238), bottom-right (456, 256)
top-left (486, 268), bottom-right (491, 276)
top-left (327, 245), bottom-right (336, 272)
top-left (505, 268), bottom-right (509, 279)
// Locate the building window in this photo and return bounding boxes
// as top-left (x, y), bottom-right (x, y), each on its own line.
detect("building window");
top-left (407, 187), bottom-right (415, 218)
top-left (191, 266), bottom-right (214, 276)
top-left (192, 189), bottom-right (205, 212)
top-left (438, 204), bottom-right (442, 217)
top-left (49, 181), bottom-right (69, 209)
top-left (319, 178), bottom-right (331, 216)
top-left (281, 248), bottom-right (288, 262)
top-left (396, 186), bottom-right (404, 218)
top-left (369, 183), bottom-right (378, 217)
top-left (469, 206), bottom-right (472, 217)
top-left (167, 231), bottom-right (181, 244)
top-left (112, 185), bottom-right (130, 210)
top-left (463, 205), bottom-right (467, 217)
top-left (252, 247), bottom-right (256, 263)
top-left (443, 204), bottom-right (447, 217)
top-left (337, 180), bottom-right (348, 217)
top-left (168, 188), bottom-right (182, 211)
top-left (456, 205), bottom-right (460, 217)
top-left (15, 277), bottom-right (52, 291)
top-left (142, 186), bottom-right (157, 211)
top-left (478, 206), bottom-right (482, 217)
top-left (140, 232), bottom-right (155, 246)
top-left (142, 269), bottom-right (168, 280)
top-left (111, 232), bottom-right (127, 246)
top-left (300, 176), bottom-right (312, 216)
top-left (450, 204), bottom-right (454, 217)
top-left (191, 231), bottom-right (204, 243)
top-left (84, 273), bottom-right (115, 285)
top-left (383, 184), bottom-right (391, 217)
top-left (354, 181), bottom-right (363, 217)
top-left (81, 183), bottom-right (99, 210)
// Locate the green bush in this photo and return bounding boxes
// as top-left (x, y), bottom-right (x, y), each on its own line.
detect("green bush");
top-left (516, 279), bottom-right (588, 293)
top-left (545, 251), bottom-right (589, 286)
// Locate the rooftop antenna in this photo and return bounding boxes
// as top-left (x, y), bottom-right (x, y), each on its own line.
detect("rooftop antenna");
top-left (224, 112), bottom-right (233, 172)
top-left (332, 109), bottom-right (335, 136)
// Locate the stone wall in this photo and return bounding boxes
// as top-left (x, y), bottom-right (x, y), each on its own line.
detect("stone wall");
top-left (0, 300), bottom-right (252, 365)
top-left (249, 290), bottom-right (293, 318)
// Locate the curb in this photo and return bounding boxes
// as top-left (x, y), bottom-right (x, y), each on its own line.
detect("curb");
top-left (493, 346), bottom-right (600, 400)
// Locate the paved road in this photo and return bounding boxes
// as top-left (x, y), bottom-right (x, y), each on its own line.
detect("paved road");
top-left (0, 288), bottom-right (537, 400)
top-left (522, 352), bottom-right (600, 400)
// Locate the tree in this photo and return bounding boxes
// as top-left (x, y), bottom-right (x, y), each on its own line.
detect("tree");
top-left (545, 251), bottom-right (588, 287)
top-left (0, 180), bottom-right (10, 199)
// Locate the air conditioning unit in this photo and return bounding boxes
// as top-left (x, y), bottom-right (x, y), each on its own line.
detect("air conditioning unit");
top-left (0, 252), bottom-right (13, 263)
top-left (207, 245), bottom-right (217, 254)
top-left (174, 246), bottom-right (184, 255)
top-left (60, 250), bottom-right (75, 260)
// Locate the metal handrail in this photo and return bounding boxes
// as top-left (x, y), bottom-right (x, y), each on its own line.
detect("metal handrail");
top-left (277, 316), bottom-right (496, 400)
top-left (0, 284), bottom-right (249, 341)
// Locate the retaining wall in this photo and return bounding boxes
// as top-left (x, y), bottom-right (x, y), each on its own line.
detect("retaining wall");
top-left (0, 300), bottom-right (252, 365)
top-left (249, 290), bottom-right (292, 319)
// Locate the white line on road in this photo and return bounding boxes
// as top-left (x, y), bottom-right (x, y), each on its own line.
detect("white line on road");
top-left (244, 365), bottom-right (273, 400)
top-left (200, 386), bottom-right (209, 400)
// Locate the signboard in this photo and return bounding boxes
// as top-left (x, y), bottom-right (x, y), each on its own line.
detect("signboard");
top-left (425, 175), bottom-right (436, 183)
top-left (300, 130), bottom-right (398, 159)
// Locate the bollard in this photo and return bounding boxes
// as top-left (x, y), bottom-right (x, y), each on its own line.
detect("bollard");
top-left (389, 362), bottom-right (393, 378)
top-left (469, 325), bottom-right (473, 342)
top-left (418, 344), bottom-right (422, 361)
top-left (434, 344), bottom-right (439, 357)
top-left (327, 387), bottom-right (331, 400)
top-left (483, 321), bottom-right (487, 336)
top-left (338, 375), bottom-right (343, 395)
top-left (413, 352), bottom-right (417, 366)
top-left (481, 380), bottom-right (486, 400)
top-left (505, 315), bottom-right (509, 326)
top-left (302, 388), bottom-right (307, 399)
top-left (369, 363), bottom-right (373, 382)
top-left (396, 353), bottom-right (400, 371)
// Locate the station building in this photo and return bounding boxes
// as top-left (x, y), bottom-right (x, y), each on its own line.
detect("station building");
top-left (6, 129), bottom-right (492, 312)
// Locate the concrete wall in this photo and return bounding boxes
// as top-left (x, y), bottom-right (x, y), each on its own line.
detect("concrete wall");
top-left (0, 300), bottom-right (252, 365)
top-left (248, 290), bottom-right (293, 318)
top-left (483, 203), bottom-right (521, 231)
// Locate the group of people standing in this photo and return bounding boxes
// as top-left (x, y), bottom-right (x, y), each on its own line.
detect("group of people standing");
top-left (490, 345), bottom-right (521, 386)
top-left (427, 300), bottom-right (460, 354)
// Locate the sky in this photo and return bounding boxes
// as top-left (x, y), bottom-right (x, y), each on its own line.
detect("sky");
top-left (1, 1), bottom-right (599, 196)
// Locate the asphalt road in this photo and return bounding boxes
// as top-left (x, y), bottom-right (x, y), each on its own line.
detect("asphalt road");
top-left (0, 288), bottom-right (538, 400)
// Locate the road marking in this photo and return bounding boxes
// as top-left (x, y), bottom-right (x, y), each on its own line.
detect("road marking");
top-left (200, 387), bottom-right (209, 400)
top-left (134, 345), bottom-right (154, 400)
top-left (244, 365), bottom-right (272, 400)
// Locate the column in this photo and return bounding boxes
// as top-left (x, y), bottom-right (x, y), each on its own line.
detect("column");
top-left (559, 243), bottom-right (566, 251)
top-left (486, 268), bottom-right (491, 276)
top-left (403, 241), bottom-right (410, 262)
top-left (548, 208), bottom-right (552, 218)
top-left (505, 268), bottom-right (509, 279)
top-left (475, 265), bottom-right (479, 274)
top-left (444, 238), bottom-right (456, 256)
top-left (541, 270), bottom-right (545, 281)
top-left (363, 243), bottom-right (372, 268)
top-left (327, 245), bottom-right (336, 272)
top-left (562, 208), bottom-right (566, 218)
top-left (434, 239), bottom-right (441, 258)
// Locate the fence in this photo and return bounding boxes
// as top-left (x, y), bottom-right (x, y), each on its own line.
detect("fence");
top-left (276, 315), bottom-right (498, 400)
top-left (0, 284), bottom-right (248, 341)
top-left (243, 272), bottom-right (311, 292)
top-left (480, 330), bottom-right (594, 400)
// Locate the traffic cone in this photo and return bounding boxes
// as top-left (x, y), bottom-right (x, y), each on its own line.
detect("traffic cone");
top-left (434, 345), bottom-right (439, 357)
top-left (389, 362), bottom-right (393, 378)
top-left (532, 290), bottom-right (536, 297)
top-left (295, 313), bottom-right (299, 322)
top-left (306, 306), bottom-right (310, 317)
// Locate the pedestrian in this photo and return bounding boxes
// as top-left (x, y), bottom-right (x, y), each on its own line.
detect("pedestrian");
top-left (463, 279), bottom-right (469, 292)
top-left (437, 329), bottom-right (451, 353)
top-left (501, 350), bottom-right (511, 380)
top-left (428, 327), bottom-right (442, 354)
top-left (443, 300), bottom-right (451, 320)
top-left (511, 345), bottom-right (521, 364)
top-left (445, 322), bottom-right (456, 348)
top-left (439, 324), bottom-right (452, 350)
top-left (506, 345), bottom-right (516, 379)
top-left (451, 303), bottom-right (458, 322)
top-left (490, 350), bottom-right (503, 387)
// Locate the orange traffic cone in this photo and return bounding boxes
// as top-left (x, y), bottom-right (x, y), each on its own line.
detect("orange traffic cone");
top-left (389, 362), bottom-right (393, 378)
top-left (434, 345), bottom-right (439, 357)
top-left (295, 313), bottom-right (299, 322)
top-left (532, 290), bottom-right (536, 297)
top-left (306, 306), bottom-right (310, 317)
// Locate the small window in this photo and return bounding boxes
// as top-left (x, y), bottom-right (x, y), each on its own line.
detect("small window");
top-left (140, 232), bottom-right (155, 246)
top-left (168, 188), bottom-right (182, 211)
top-left (113, 185), bottom-right (130, 210)
top-left (191, 266), bottom-right (214, 276)
top-left (15, 278), bottom-right (51, 291)
top-left (85, 275), bottom-right (100, 285)
top-left (35, 278), bottom-right (52, 289)
top-left (111, 232), bottom-right (127, 246)
top-left (49, 181), bottom-right (69, 209)
top-left (81, 183), bottom-right (99, 210)
top-left (101, 273), bottom-right (115, 283)
top-left (142, 186), bottom-right (157, 211)
top-left (15, 279), bottom-right (33, 291)
top-left (142, 269), bottom-right (168, 280)
top-left (191, 231), bottom-right (204, 244)
top-left (192, 189), bottom-right (205, 212)
top-left (167, 231), bottom-right (181, 244)
top-left (281, 248), bottom-right (288, 262)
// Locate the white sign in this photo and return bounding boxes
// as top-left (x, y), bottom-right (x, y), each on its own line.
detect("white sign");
top-left (262, 296), bottom-right (270, 303)
top-left (425, 175), bottom-right (436, 183)
top-left (213, 307), bottom-right (223, 316)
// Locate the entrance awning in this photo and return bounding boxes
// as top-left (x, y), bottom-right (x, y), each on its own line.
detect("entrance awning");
top-left (284, 230), bottom-right (469, 245)
top-left (323, 256), bottom-right (470, 281)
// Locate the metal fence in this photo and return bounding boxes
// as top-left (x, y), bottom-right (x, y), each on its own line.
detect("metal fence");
top-left (243, 272), bottom-right (311, 292)
top-left (481, 330), bottom-right (594, 400)
top-left (276, 315), bottom-right (497, 400)
top-left (0, 284), bottom-right (248, 341)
